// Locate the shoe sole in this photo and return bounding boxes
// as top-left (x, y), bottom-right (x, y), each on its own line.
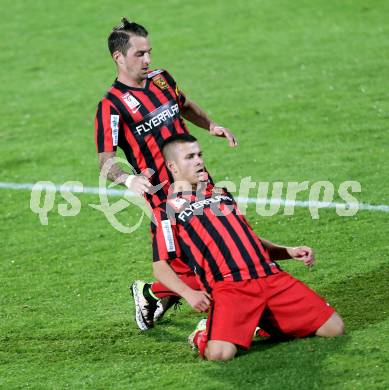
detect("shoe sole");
top-left (130, 282), bottom-right (151, 331)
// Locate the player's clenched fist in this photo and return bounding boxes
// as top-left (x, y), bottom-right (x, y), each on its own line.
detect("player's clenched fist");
top-left (287, 246), bottom-right (315, 267)
top-left (126, 175), bottom-right (152, 196)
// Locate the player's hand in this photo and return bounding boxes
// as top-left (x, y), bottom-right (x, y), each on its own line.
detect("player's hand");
top-left (287, 246), bottom-right (315, 267)
top-left (129, 175), bottom-right (152, 196)
top-left (209, 123), bottom-right (238, 147)
top-left (184, 290), bottom-right (212, 312)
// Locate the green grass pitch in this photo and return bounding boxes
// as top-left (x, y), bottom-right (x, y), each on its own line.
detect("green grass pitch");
top-left (1, 0), bottom-right (388, 388)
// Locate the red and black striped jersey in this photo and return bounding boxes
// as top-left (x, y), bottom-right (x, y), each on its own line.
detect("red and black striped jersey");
top-left (94, 69), bottom-right (190, 207)
top-left (152, 188), bottom-right (281, 293)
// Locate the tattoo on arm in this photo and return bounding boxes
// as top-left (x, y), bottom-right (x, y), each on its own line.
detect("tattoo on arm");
top-left (98, 152), bottom-right (130, 186)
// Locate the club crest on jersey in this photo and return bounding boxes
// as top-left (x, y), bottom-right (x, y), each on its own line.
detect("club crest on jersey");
top-left (153, 75), bottom-right (168, 90)
top-left (121, 92), bottom-right (141, 114)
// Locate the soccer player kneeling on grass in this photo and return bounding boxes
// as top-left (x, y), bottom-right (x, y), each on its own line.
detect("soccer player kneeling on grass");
top-left (152, 134), bottom-right (344, 361)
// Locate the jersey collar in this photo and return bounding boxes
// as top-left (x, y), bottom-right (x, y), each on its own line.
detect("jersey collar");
top-left (112, 78), bottom-right (150, 92)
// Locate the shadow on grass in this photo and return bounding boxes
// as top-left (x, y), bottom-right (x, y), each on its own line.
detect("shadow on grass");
top-left (2, 266), bottom-right (386, 374)
top-left (190, 266), bottom-right (388, 388)
top-left (139, 312), bottom-right (201, 343)
top-left (150, 265), bottom-right (389, 344)
top-left (318, 264), bottom-right (389, 331)
top-left (199, 336), bottom-right (352, 389)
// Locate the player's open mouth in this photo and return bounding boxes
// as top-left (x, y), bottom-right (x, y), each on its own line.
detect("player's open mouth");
top-left (196, 169), bottom-right (208, 182)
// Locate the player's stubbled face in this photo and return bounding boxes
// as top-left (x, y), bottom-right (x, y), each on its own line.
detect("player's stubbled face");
top-left (123, 36), bottom-right (152, 81)
top-left (173, 142), bottom-right (206, 186)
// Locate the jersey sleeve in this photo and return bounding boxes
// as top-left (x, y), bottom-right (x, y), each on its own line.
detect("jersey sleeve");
top-left (151, 207), bottom-right (181, 262)
top-left (94, 99), bottom-right (121, 153)
top-left (163, 70), bottom-right (187, 109)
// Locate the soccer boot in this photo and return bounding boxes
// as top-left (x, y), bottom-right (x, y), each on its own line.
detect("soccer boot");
top-left (188, 318), bottom-right (207, 349)
top-left (154, 295), bottom-right (182, 322)
top-left (130, 280), bottom-right (161, 331)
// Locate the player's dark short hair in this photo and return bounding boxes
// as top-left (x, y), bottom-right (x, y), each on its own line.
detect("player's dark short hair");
top-left (162, 134), bottom-right (198, 158)
top-left (108, 17), bottom-right (148, 56)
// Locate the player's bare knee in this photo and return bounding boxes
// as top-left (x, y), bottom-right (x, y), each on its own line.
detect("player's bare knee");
top-left (332, 314), bottom-right (345, 336)
top-left (316, 313), bottom-right (344, 337)
top-left (206, 341), bottom-right (237, 361)
top-left (207, 349), bottom-right (236, 361)
top-left (205, 346), bottom-right (222, 361)
top-left (220, 345), bottom-right (237, 361)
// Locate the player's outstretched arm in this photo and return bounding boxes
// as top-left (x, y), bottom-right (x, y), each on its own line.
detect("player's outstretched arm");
top-left (98, 151), bottom-right (151, 195)
top-left (181, 99), bottom-right (237, 147)
top-left (260, 238), bottom-right (315, 267)
top-left (260, 238), bottom-right (291, 260)
top-left (153, 261), bottom-right (211, 312)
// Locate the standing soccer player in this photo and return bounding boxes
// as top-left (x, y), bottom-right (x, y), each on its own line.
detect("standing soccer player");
top-left (94, 18), bottom-right (237, 330)
top-left (152, 134), bottom-right (344, 361)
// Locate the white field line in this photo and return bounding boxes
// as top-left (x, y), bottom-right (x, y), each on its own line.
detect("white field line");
top-left (1, 181), bottom-right (389, 213)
